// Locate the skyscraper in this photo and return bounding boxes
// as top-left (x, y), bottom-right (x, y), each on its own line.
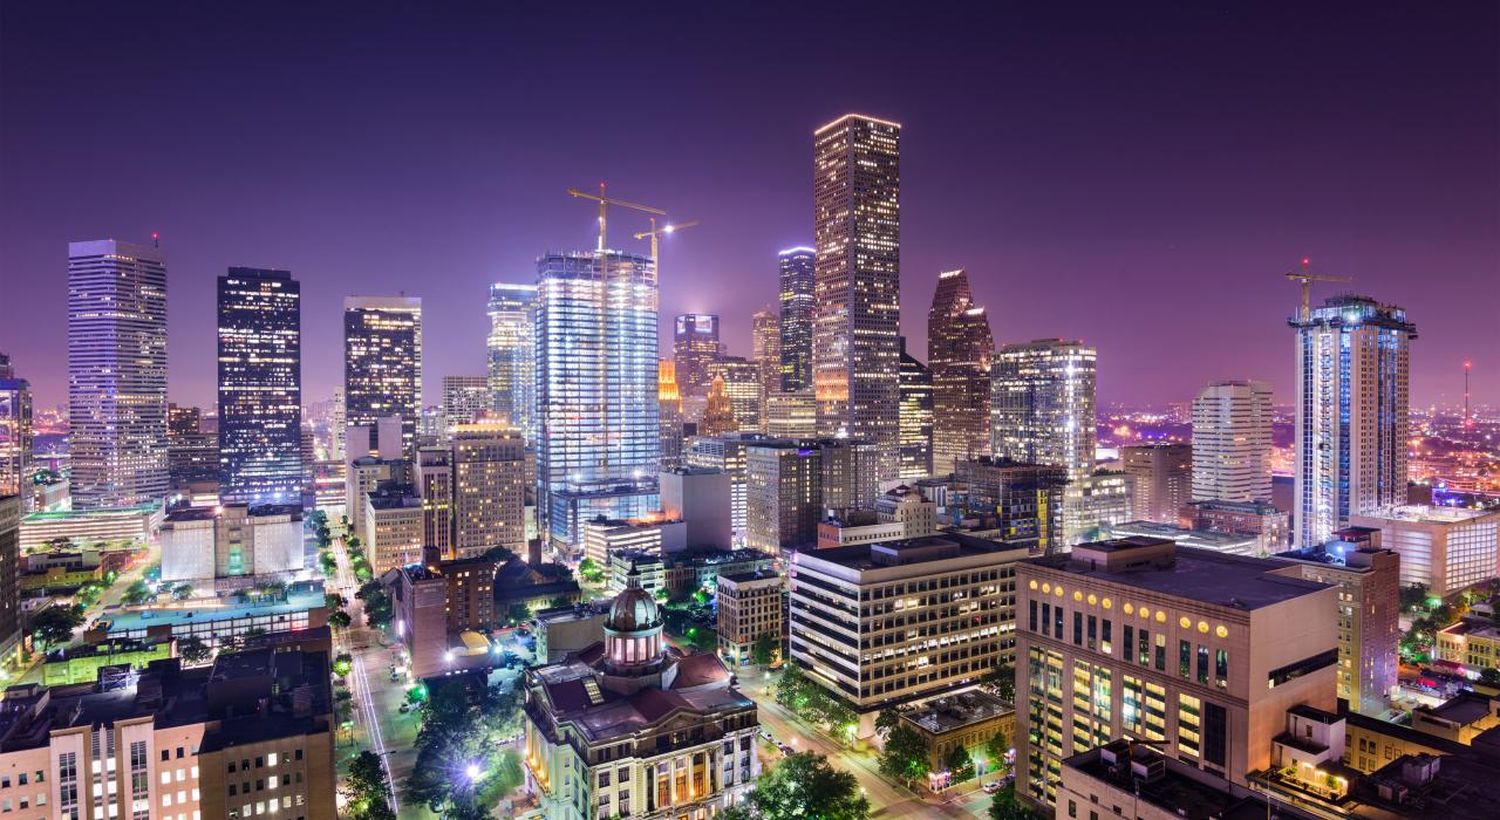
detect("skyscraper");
top-left (487, 282), bottom-right (536, 440)
top-left (440, 375), bottom-right (490, 434)
top-left (535, 250), bottom-right (660, 549)
top-left (1122, 442), bottom-right (1193, 523)
top-left (707, 357), bottom-right (762, 433)
top-left (812, 113), bottom-right (901, 479)
top-left (1191, 380), bottom-right (1273, 503)
top-left (751, 308), bottom-right (780, 431)
top-left (928, 269), bottom-right (994, 475)
top-left (452, 422), bottom-right (526, 558)
top-left (343, 296), bottom-right (422, 459)
top-left (217, 267), bottom-right (302, 505)
top-left (991, 339), bottom-right (1097, 479)
top-left (67, 239), bottom-right (169, 509)
top-left (1292, 295), bottom-right (1415, 546)
top-left (898, 338), bottom-right (933, 479)
top-left (658, 359), bottom-right (684, 472)
top-left (673, 313), bottom-right (723, 398)
top-left (0, 352), bottom-right (32, 509)
top-left (777, 247), bottom-right (816, 392)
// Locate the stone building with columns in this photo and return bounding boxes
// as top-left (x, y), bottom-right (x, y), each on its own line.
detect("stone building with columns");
top-left (521, 565), bottom-right (761, 820)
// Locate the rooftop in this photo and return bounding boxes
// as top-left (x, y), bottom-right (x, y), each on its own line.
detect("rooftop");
top-left (1064, 741), bottom-right (1274, 820)
top-left (1417, 691), bottom-right (1496, 727)
top-left (796, 534), bottom-right (1027, 572)
top-left (1026, 540), bottom-right (1328, 610)
top-left (1357, 505), bottom-right (1497, 525)
top-left (100, 586), bottom-right (327, 633)
top-left (900, 686), bottom-right (1012, 735)
top-left (719, 569), bottom-right (781, 585)
top-left (1108, 520), bottom-right (1259, 553)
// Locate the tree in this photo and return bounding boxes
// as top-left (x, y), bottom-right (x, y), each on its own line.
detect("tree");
top-left (357, 581), bottom-right (394, 628)
top-left (874, 707), bottom-right (903, 740)
top-left (775, 663), bottom-right (806, 711)
top-left (178, 636), bottom-right (211, 664)
top-left (333, 653), bottom-right (353, 677)
top-left (752, 632), bottom-right (777, 667)
top-left (878, 724), bottom-right (930, 787)
top-left (171, 584), bottom-right (194, 601)
top-left (31, 605), bottom-right (85, 649)
top-left (985, 662), bottom-right (1016, 703)
top-left (329, 610), bottom-right (352, 629)
top-left (344, 750), bottom-right (395, 820)
top-left (505, 603), bottom-right (531, 626)
top-left (989, 782), bottom-right (1044, 820)
top-left (984, 728), bottom-right (1009, 764)
top-left (946, 744), bottom-right (975, 783)
top-left (1479, 667), bottom-right (1500, 688)
top-left (326, 593), bottom-right (348, 610)
top-left (737, 752), bottom-right (868, 820)
top-left (578, 557), bottom-right (605, 584)
top-left (121, 579), bottom-right (157, 606)
top-left (1399, 584), bottom-right (1430, 611)
top-left (548, 595), bottom-right (573, 609)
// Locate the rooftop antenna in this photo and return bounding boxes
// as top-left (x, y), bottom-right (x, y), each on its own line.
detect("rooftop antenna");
top-left (151, 231), bottom-right (160, 248)
top-left (1464, 361), bottom-right (1473, 428)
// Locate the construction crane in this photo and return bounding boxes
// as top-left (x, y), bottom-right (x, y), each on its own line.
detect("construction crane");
top-left (1284, 258), bottom-right (1352, 322)
top-left (633, 218), bottom-right (699, 269)
top-left (566, 184), bottom-right (666, 252)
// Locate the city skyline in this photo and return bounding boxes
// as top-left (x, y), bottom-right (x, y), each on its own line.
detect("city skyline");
top-left (1, 4), bottom-right (1494, 414)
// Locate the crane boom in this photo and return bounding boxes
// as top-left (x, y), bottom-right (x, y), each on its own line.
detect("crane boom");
top-left (1284, 258), bottom-right (1352, 321)
top-left (567, 184), bottom-right (665, 251)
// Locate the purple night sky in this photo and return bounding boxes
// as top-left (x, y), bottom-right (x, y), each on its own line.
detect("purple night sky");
top-left (2, 2), bottom-right (1495, 412)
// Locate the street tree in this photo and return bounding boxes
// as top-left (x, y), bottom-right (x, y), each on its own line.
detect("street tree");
top-left (874, 706), bottom-right (903, 740)
top-left (357, 581), bottom-right (394, 628)
top-left (31, 605), bottom-right (85, 649)
top-left (989, 782), bottom-right (1044, 820)
top-left (751, 632), bottom-right (777, 667)
top-left (344, 750), bottom-right (395, 820)
top-left (878, 723), bottom-right (930, 788)
top-left (734, 751), bottom-right (868, 820)
top-left (946, 744), bottom-right (975, 782)
top-left (121, 579), bottom-right (157, 606)
top-left (178, 636), bottom-right (211, 664)
top-left (985, 728), bottom-right (1009, 764)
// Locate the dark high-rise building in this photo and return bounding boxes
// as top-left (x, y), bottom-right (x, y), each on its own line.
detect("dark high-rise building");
top-left (928, 268), bottom-right (994, 475)
top-left (167, 404), bottom-right (218, 490)
top-left (812, 114), bottom-right (901, 480)
top-left (0, 351), bottom-right (32, 509)
top-left (673, 313), bottom-right (722, 398)
top-left (343, 296), bottom-right (422, 459)
top-left (0, 495), bottom-right (19, 663)
top-left (958, 456), bottom-right (1068, 554)
top-left (777, 247), bottom-right (816, 392)
top-left (218, 268), bottom-right (303, 505)
top-left (898, 338), bottom-right (933, 479)
top-left (67, 239), bottom-right (169, 509)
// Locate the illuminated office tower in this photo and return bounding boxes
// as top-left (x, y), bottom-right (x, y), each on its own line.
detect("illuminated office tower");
top-left (1123, 442), bottom-right (1193, 523)
top-left (928, 269), bottom-right (994, 475)
top-left (416, 445), bottom-right (454, 557)
top-left (708, 357), bottom-right (762, 433)
top-left (898, 338), bottom-right (933, 479)
top-left (217, 268), bottom-right (302, 505)
top-left (752, 308), bottom-right (780, 431)
top-left (812, 113), bottom-right (902, 480)
top-left (1291, 296), bottom-right (1415, 546)
top-left (659, 359), bottom-right (684, 471)
top-left (67, 239), bottom-right (169, 508)
top-left (331, 388), bottom-right (346, 460)
top-left (441, 374), bottom-right (490, 434)
top-left (991, 339), bottom-right (1097, 479)
top-left (673, 313), bottom-right (723, 398)
top-left (778, 247), bottom-right (816, 391)
top-left (452, 422), bottom-right (526, 558)
top-left (535, 251), bottom-right (660, 549)
top-left (0, 352), bottom-right (32, 508)
top-left (344, 296), bottom-right (422, 458)
top-left (487, 282), bottom-right (536, 439)
top-left (699, 376), bottom-right (738, 438)
top-left (1192, 380), bottom-right (1273, 503)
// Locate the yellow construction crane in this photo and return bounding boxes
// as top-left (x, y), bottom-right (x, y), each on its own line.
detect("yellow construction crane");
top-left (566, 184), bottom-right (665, 252)
top-left (633, 218), bottom-right (699, 268)
top-left (1284, 258), bottom-right (1352, 321)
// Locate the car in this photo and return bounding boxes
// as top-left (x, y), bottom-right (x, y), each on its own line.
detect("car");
top-left (398, 703), bottom-right (411, 714)
top-left (775, 743), bottom-right (793, 755)
top-left (982, 781), bottom-right (1001, 794)
top-left (758, 729), bottom-right (773, 741)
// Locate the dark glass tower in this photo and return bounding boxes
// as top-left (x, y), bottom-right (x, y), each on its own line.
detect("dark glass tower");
top-left (343, 296), bottom-right (422, 458)
top-left (776, 247), bottom-right (815, 392)
top-left (898, 338), bottom-right (933, 479)
top-left (218, 268), bottom-right (303, 504)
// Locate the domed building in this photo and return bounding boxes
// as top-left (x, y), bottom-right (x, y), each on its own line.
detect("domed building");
top-left (521, 562), bottom-right (760, 819)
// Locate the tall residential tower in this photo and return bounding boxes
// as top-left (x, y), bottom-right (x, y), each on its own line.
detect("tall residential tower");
top-left (991, 339), bottom-right (1097, 479)
top-left (67, 239), bottom-right (169, 508)
top-left (812, 113), bottom-right (902, 481)
top-left (1291, 295), bottom-right (1415, 546)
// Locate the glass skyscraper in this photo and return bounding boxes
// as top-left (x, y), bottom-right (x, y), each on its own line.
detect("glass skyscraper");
top-left (343, 296), bottom-right (422, 459)
top-left (928, 268), bottom-right (994, 475)
top-left (777, 247), bottom-right (815, 392)
top-left (673, 313), bottom-right (723, 399)
top-left (990, 338), bottom-right (1097, 480)
top-left (67, 239), bottom-right (169, 509)
top-left (812, 113), bottom-right (902, 481)
top-left (1292, 295), bottom-right (1415, 546)
top-left (535, 250), bottom-right (660, 550)
top-left (487, 282), bottom-right (536, 442)
top-left (898, 338), bottom-right (933, 479)
top-left (217, 267), bottom-right (303, 505)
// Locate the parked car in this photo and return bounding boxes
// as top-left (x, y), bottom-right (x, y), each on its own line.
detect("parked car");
top-left (758, 729), bottom-right (773, 741)
top-left (775, 743), bottom-right (793, 755)
top-left (982, 781), bottom-right (1001, 794)
top-left (398, 703), bottom-right (411, 714)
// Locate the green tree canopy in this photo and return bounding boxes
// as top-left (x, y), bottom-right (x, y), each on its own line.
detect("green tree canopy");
top-left (752, 632), bottom-right (777, 667)
top-left (734, 751), bottom-right (868, 820)
top-left (946, 744), bottom-right (975, 782)
top-left (878, 723), bottom-right (930, 787)
top-left (177, 636), bottom-right (211, 664)
top-left (344, 750), bottom-right (395, 820)
top-left (31, 604), bottom-right (85, 649)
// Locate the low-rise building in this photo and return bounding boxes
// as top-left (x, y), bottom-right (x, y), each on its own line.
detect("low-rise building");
top-left (1409, 691), bottom-right (1500, 745)
top-left (1106, 520), bottom-right (1260, 556)
top-left (19, 502), bottom-right (161, 552)
top-left (898, 685), bottom-right (1015, 790)
top-left (789, 534), bottom-right (1028, 737)
top-left (816, 514), bottom-right (907, 549)
top-left (533, 601), bottom-right (612, 663)
top-left (494, 555), bottom-right (582, 617)
top-left (607, 550), bottom-right (665, 597)
top-left (663, 548), bottom-right (774, 598)
top-left (582, 516), bottom-right (686, 566)
top-left (160, 503), bottom-right (304, 582)
top-left (1179, 499), bottom-right (1290, 555)
top-left (1348, 505), bottom-right (1500, 597)
top-left (88, 583), bottom-right (330, 652)
top-left (0, 648), bottom-right (338, 820)
top-left (717, 570), bottom-right (783, 666)
top-left (385, 551), bottom-right (498, 679)
top-left (1435, 619), bottom-right (1500, 673)
top-left (521, 572), bottom-right (760, 820)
